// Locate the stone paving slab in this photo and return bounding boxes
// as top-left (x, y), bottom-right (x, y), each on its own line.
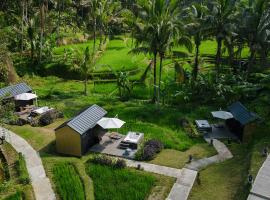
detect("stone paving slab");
top-left (0, 127), bottom-right (55, 200)
top-left (166, 183), bottom-right (190, 200)
top-left (126, 160), bottom-right (182, 178)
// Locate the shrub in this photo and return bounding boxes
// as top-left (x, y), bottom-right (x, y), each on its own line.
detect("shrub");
top-left (135, 139), bottom-right (164, 161)
top-left (90, 155), bottom-right (126, 169)
top-left (4, 191), bottom-right (23, 200)
top-left (53, 163), bottom-right (85, 200)
top-left (16, 153), bottom-right (30, 184)
top-left (39, 110), bottom-right (64, 126)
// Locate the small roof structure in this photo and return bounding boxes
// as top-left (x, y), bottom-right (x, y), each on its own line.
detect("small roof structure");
top-left (33, 106), bottom-right (52, 115)
top-left (211, 111), bottom-right (234, 120)
top-left (0, 83), bottom-right (32, 99)
top-left (15, 93), bottom-right (37, 101)
top-left (56, 104), bottom-right (107, 135)
top-left (97, 117), bottom-right (125, 129)
top-left (228, 102), bottom-right (259, 125)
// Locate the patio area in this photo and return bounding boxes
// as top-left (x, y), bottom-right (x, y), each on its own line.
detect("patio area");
top-left (204, 124), bottom-right (238, 140)
top-left (89, 132), bottom-right (138, 159)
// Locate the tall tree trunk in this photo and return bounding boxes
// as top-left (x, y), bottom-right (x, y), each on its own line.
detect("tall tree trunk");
top-left (158, 53), bottom-right (164, 105)
top-left (153, 52), bottom-right (157, 103)
top-left (93, 18), bottom-right (96, 51)
top-left (215, 37), bottom-right (222, 81)
top-left (247, 48), bottom-right (255, 76)
top-left (21, 0), bottom-right (25, 53)
top-left (39, 2), bottom-right (45, 64)
top-left (84, 76), bottom-right (88, 96)
top-left (193, 39), bottom-right (200, 81)
top-left (56, 0), bottom-right (61, 46)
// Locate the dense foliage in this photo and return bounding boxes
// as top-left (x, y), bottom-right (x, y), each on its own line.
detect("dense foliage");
top-left (52, 162), bottom-right (85, 200)
top-left (90, 155), bottom-right (127, 169)
top-left (87, 162), bottom-right (156, 200)
top-left (4, 191), bottom-right (23, 200)
top-left (136, 139), bottom-right (164, 161)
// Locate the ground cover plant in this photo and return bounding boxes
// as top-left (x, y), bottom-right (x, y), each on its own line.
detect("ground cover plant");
top-left (16, 153), bottom-right (30, 184)
top-left (52, 162), bottom-right (85, 200)
top-left (87, 162), bottom-right (156, 200)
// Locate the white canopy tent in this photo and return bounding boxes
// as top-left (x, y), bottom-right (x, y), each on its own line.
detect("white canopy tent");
top-left (211, 111), bottom-right (233, 120)
top-left (14, 93), bottom-right (37, 101)
top-left (97, 117), bottom-right (125, 129)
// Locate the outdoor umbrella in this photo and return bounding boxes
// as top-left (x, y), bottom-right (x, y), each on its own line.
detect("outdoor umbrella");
top-left (211, 111), bottom-right (233, 120)
top-left (14, 93), bottom-right (37, 101)
top-left (97, 117), bottom-right (125, 129)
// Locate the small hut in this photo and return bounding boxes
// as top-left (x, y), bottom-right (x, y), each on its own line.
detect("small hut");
top-left (226, 102), bottom-right (259, 142)
top-left (0, 83), bottom-right (34, 111)
top-left (55, 104), bottom-right (107, 157)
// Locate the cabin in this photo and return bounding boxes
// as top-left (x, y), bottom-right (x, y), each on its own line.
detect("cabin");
top-left (0, 83), bottom-right (34, 111)
top-left (55, 104), bottom-right (107, 157)
top-left (226, 102), bottom-right (259, 142)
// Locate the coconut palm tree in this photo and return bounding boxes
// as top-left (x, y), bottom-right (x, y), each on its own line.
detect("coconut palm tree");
top-left (207, 0), bottom-right (237, 79)
top-left (131, 0), bottom-right (192, 104)
top-left (186, 2), bottom-right (209, 81)
top-left (240, 0), bottom-right (270, 74)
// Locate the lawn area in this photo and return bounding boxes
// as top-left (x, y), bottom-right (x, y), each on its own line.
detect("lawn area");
top-left (87, 162), bottom-right (174, 200)
top-left (150, 144), bottom-right (216, 169)
top-left (188, 143), bottom-right (250, 200)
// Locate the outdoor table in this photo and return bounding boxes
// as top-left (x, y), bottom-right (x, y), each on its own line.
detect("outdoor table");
top-left (195, 120), bottom-right (212, 132)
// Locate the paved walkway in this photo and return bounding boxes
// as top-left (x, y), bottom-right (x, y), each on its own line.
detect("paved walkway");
top-left (0, 127), bottom-right (55, 200)
top-left (247, 155), bottom-right (270, 200)
top-left (186, 138), bottom-right (233, 171)
top-left (126, 160), bottom-right (197, 200)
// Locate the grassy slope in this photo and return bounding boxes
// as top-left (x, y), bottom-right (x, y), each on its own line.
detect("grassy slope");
top-left (189, 143), bottom-right (250, 200)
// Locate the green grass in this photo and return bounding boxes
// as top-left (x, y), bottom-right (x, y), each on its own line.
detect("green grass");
top-left (87, 162), bottom-right (156, 200)
top-left (16, 153), bottom-right (30, 184)
top-left (4, 191), bottom-right (23, 200)
top-left (150, 144), bottom-right (216, 169)
top-left (189, 143), bottom-right (250, 200)
top-left (53, 162), bottom-right (85, 200)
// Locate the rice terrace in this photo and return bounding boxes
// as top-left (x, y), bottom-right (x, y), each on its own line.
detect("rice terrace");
top-left (0, 0), bottom-right (270, 200)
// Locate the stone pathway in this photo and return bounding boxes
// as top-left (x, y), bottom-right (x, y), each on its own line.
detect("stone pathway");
top-left (186, 138), bottom-right (233, 171)
top-left (126, 160), bottom-right (197, 200)
top-left (126, 138), bottom-right (233, 200)
top-left (0, 127), bottom-right (55, 200)
top-left (247, 155), bottom-right (270, 200)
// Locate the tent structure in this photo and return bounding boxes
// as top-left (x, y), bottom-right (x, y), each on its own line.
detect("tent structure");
top-left (14, 93), bottom-right (37, 101)
top-left (97, 117), bottom-right (125, 129)
top-left (211, 111), bottom-right (233, 120)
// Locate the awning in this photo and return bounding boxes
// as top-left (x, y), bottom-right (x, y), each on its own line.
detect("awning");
top-left (211, 111), bottom-right (234, 120)
top-left (97, 117), bottom-right (125, 129)
top-left (14, 93), bottom-right (37, 101)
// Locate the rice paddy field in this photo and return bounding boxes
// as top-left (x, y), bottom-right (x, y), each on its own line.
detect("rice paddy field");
top-left (87, 162), bottom-right (156, 200)
top-left (52, 163), bottom-right (85, 200)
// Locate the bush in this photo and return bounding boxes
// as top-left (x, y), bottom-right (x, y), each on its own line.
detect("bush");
top-left (16, 153), bottom-right (30, 184)
top-left (38, 109), bottom-right (64, 126)
top-left (53, 163), bottom-right (85, 200)
top-left (135, 139), bottom-right (164, 161)
top-left (90, 155), bottom-right (126, 169)
top-left (4, 191), bottom-right (23, 200)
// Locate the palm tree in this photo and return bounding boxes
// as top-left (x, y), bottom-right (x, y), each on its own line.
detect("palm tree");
top-left (240, 0), bottom-right (270, 74)
top-left (186, 2), bottom-right (209, 81)
top-left (73, 47), bottom-right (97, 95)
top-left (207, 0), bottom-right (237, 79)
top-left (132, 0), bottom-right (191, 104)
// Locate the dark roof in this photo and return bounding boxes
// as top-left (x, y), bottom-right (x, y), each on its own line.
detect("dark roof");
top-left (0, 83), bottom-right (32, 98)
top-left (56, 104), bottom-right (107, 135)
top-left (228, 102), bottom-right (258, 125)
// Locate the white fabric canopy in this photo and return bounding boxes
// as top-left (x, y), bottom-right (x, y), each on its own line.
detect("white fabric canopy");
top-left (97, 117), bottom-right (125, 129)
top-left (211, 111), bottom-right (233, 120)
top-left (33, 106), bottom-right (52, 114)
top-left (15, 93), bottom-right (37, 101)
